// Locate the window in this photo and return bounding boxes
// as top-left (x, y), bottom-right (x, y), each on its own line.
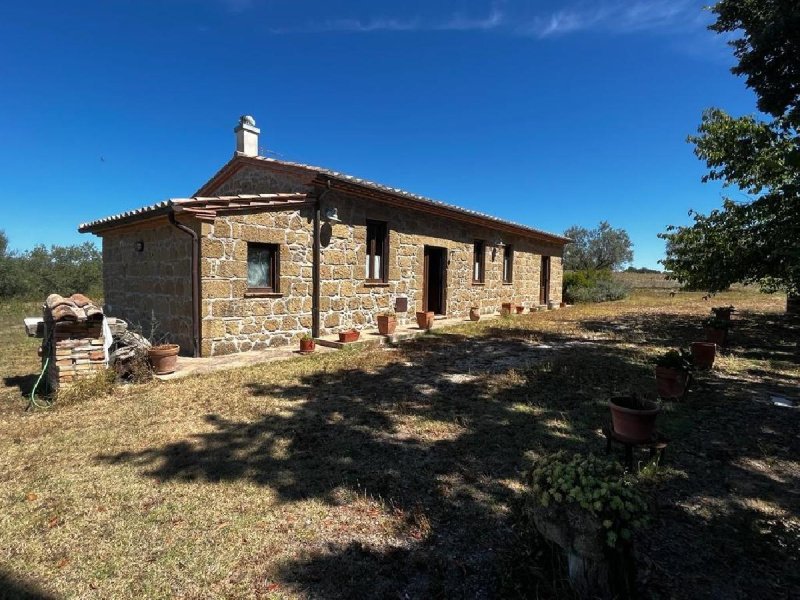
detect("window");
top-left (247, 243), bottom-right (279, 293)
top-left (472, 240), bottom-right (485, 283)
top-left (365, 220), bottom-right (388, 282)
top-left (503, 245), bottom-right (514, 283)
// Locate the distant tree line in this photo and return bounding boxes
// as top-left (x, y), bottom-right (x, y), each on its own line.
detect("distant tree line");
top-left (0, 230), bottom-right (103, 300)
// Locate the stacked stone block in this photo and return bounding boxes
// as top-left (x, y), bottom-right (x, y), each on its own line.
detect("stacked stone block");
top-left (47, 320), bottom-right (107, 389)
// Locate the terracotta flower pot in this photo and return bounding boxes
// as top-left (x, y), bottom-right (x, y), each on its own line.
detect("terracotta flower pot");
top-left (148, 344), bottom-right (180, 375)
top-left (501, 302), bottom-right (514, 316)
top-left (560, 301), bottom-right (567, 308)
top-left (416, 311), bottom-right (434, 330)
top-left (469, 307), bottom-right (481, 322)
top-left (299, 338), bottom-right (315, 353)
top-left (609, 396), bottom-right (660, 443)
top-left (515, 305), bottom-right (525, 314)
top-left (691, 342), bottom-right (715, 369)
top-left (377, 315), bottom-right (397, 335)
top-left (338, 329), bottom-right (360, 343)
top-left (655, 366), bottom-right (688, 399)
top-left (705, 326), bottom-right (727, 346)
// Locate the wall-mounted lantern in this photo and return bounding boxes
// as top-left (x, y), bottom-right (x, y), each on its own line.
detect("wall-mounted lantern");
top-left (324, 206), bottom-right (341, 223)
top-left (134, 241), bottom-right (144, 252)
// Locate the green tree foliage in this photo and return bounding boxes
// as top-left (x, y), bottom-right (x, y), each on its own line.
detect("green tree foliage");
top-left (563, 221), bottom-right (634, 271)
top-left (660, 0), bottom-right (800, 295)
top-left (0, 230), bottom-right (103, 299)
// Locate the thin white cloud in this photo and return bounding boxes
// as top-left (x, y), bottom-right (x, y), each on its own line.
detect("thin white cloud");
top-left (266, 1), bottom-right (708, 39)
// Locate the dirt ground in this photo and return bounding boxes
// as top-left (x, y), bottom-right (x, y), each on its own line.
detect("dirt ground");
top-left (0, 290), bottom-right (798, 599)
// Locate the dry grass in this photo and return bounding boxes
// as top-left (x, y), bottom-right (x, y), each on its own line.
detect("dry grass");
top-left (1, 290), bottom-right (798, 599)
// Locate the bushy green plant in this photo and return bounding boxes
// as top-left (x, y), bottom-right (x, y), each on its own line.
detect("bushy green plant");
top-left (564, 270), bottom-right (630, 304)
top-left (526, 452), bottom-right (650, 548)
top-left (703, 316), bottom-right (730, 329)
top-left (655, 349), bottom-right (693, 371)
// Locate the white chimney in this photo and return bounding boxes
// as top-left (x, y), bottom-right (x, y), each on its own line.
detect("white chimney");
top-left (234, 115), bottom-right (260, 157)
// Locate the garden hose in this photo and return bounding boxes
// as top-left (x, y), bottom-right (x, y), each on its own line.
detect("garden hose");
top-left (28, 355), bottom-right (52, 410)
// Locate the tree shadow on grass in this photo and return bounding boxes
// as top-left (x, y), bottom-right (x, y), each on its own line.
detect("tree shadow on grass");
top-left (95, 311), bottom-right (800, 598)
top-left (0, 567), bottom-right (58, 600)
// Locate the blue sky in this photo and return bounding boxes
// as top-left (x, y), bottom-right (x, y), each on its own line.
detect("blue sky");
top-left (0, 0), bottom-right (756, 268)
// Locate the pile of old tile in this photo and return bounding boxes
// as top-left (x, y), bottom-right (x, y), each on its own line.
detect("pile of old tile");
top-left (44, 293), bottom-right (107, 389)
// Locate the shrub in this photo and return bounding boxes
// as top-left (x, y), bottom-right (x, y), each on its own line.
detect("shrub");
top-left (526, 451), bottom-right (650, 548)
top-left (56, 369), bottom-right (117, 405)
top-left (564, 270), bottom-right (630, 303)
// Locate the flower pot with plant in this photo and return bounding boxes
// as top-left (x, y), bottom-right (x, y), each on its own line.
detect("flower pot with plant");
top-left (711, 305), bottom-right (735, 323)
top-left (416, 311), bottom-right (434, 330)
top-left (338, 329), bottom-right (360, 343)
top-left (299, 334), bottom-right (315, 354)
top-left (377, 312), bottom-right (397, 335)
top-left (690, 341), bottom-right (715, 369)
top-left (654, 349), bottom-right (692, 399)
top-left (703, 316), bottom-right (729, 346)
top-left (526, 452), bottom-right (650, 598)
top-left (609, 395), bottom-right (661, 442)
top-left (469, 307), bottom-right (481, 321)
top-left (148, 344), bottom-right (180, 375)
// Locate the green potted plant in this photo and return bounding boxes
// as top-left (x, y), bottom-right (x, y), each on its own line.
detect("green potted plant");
top-left (525, 452), bottom-right (650, 598)
top-left (299, 333), bottom-right (315, 353)
top-left (703, 316), bottom-right (729, 346)
top-left (469, 307), bottom-right (480, 321)
top-left (654, 349), bottom-right (692, 399)
top-left (377, 312), bottom-right (397, 335)
top-left (609, 395), bottom-right (661, 441)
top-left (711, 305), bottom-right (735, 322)
top-left (416, 311), bottom-right (434, 330)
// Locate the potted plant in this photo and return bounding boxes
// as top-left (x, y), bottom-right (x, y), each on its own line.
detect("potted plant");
top-left (469, 307), bottom-right (481, 322)
top-left (711, 305), bottom-right (735, 322)
top-left (690, 341), bottom-right (715, 369)
top-left (148, 343), bottom-right (180, 375)
top-left (654, 349), bottom-right (692, 399)
top-left (609, 395), bottom-right (661, 442)
top-left (500, 302), bottom-right (515, 316)
top-left (416, 311), bottom-right (434, 330)
top-left (338, 329), bottom-right (360, 343)
top-left (515, 305), bottom-right (525, 314)
top-left (704, 316), bottom-right (729, 346)
top-left (526, 452), bottom-right (650, 598)
top-left (299, 334), bottom-right (315, 353)
top-left (377, 312), bottom-right (397, 335)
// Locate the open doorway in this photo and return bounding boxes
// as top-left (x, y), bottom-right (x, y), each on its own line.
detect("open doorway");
top-left (423, 246), bottom-right (447, 315)
top-left (539, 256), bottom-right (551, 305)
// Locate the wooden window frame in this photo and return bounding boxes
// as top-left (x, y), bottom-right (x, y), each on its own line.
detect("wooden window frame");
top-left (365, 219), bottom-right (389, 283)
top-left (503, 244), bottom-right (514, 284)
top-left (246, 242), bottom-right (280, 294)
top-left (472, 240), bottom-right (486, 284)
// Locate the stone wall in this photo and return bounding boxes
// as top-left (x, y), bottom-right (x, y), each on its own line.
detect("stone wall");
top-left (200, 181), bottom-right (564, 356)
top-left (101, 219), bottom-right (195, 353)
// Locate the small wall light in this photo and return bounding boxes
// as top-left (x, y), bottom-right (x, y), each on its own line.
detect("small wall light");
top-left (324, 207), bottom-right (342, 223)
top-left (134, 241), bottom-right (144, 252)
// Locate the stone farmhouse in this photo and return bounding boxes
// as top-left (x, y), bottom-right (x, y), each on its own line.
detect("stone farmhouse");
top-left (79, 116), bottom-right (569, 357)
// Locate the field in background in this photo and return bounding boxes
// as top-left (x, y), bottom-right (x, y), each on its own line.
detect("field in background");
top-left (0, 290), bottom-right (798, 598)
top-left (612, 271), bottom-right (681, 289)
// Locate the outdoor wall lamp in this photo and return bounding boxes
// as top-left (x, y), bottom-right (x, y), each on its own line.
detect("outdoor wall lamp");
top-left (134, 240), bottom-right (144, 252)
top-left (324, 206), bottom-right (341, 223)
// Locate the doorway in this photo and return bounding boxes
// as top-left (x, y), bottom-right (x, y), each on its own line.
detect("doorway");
top-left (539, 256), bottom-right (551, 305)
top-left (423, 246), bottom-right (447, 315)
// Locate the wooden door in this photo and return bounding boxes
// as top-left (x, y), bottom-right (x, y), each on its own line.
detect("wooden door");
top-left (539, 256), bottom-right (551, 305)
top-left (423, 246), bottom-right (447, 314)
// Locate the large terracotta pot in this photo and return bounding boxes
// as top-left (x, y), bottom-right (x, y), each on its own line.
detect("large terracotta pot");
top-left (299, 338), bottom-right (315, 353)
top-left (691, 342), bottom-right (715, 369)
top-left (377, 315), bottom-right (397, 335)
top-left (655, 366), bottom-right (688, 399)
top-left (148, 344), bottom-right (180, 375)
top-left (609, 396), bottom-right (660, 443)
top-left (469, 307), bottom-right (481, 322)
top-left (416, 311), bottom-right (434, 330)
top-left (501, 302), bottom-right (514, 316)
top-left (338, 329), bottom-right (360, 343)
top-left (515, 305), bottom-right (525, 314)
top-left (705, 326), bottom-right (727, 346)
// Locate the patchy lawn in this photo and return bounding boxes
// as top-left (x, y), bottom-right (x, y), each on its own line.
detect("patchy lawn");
top-left (1, 290), bottom-right (798, 599)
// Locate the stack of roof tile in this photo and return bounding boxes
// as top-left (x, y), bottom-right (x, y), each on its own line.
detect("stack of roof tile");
top-left (44, 294), bottom-right (107, 389)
